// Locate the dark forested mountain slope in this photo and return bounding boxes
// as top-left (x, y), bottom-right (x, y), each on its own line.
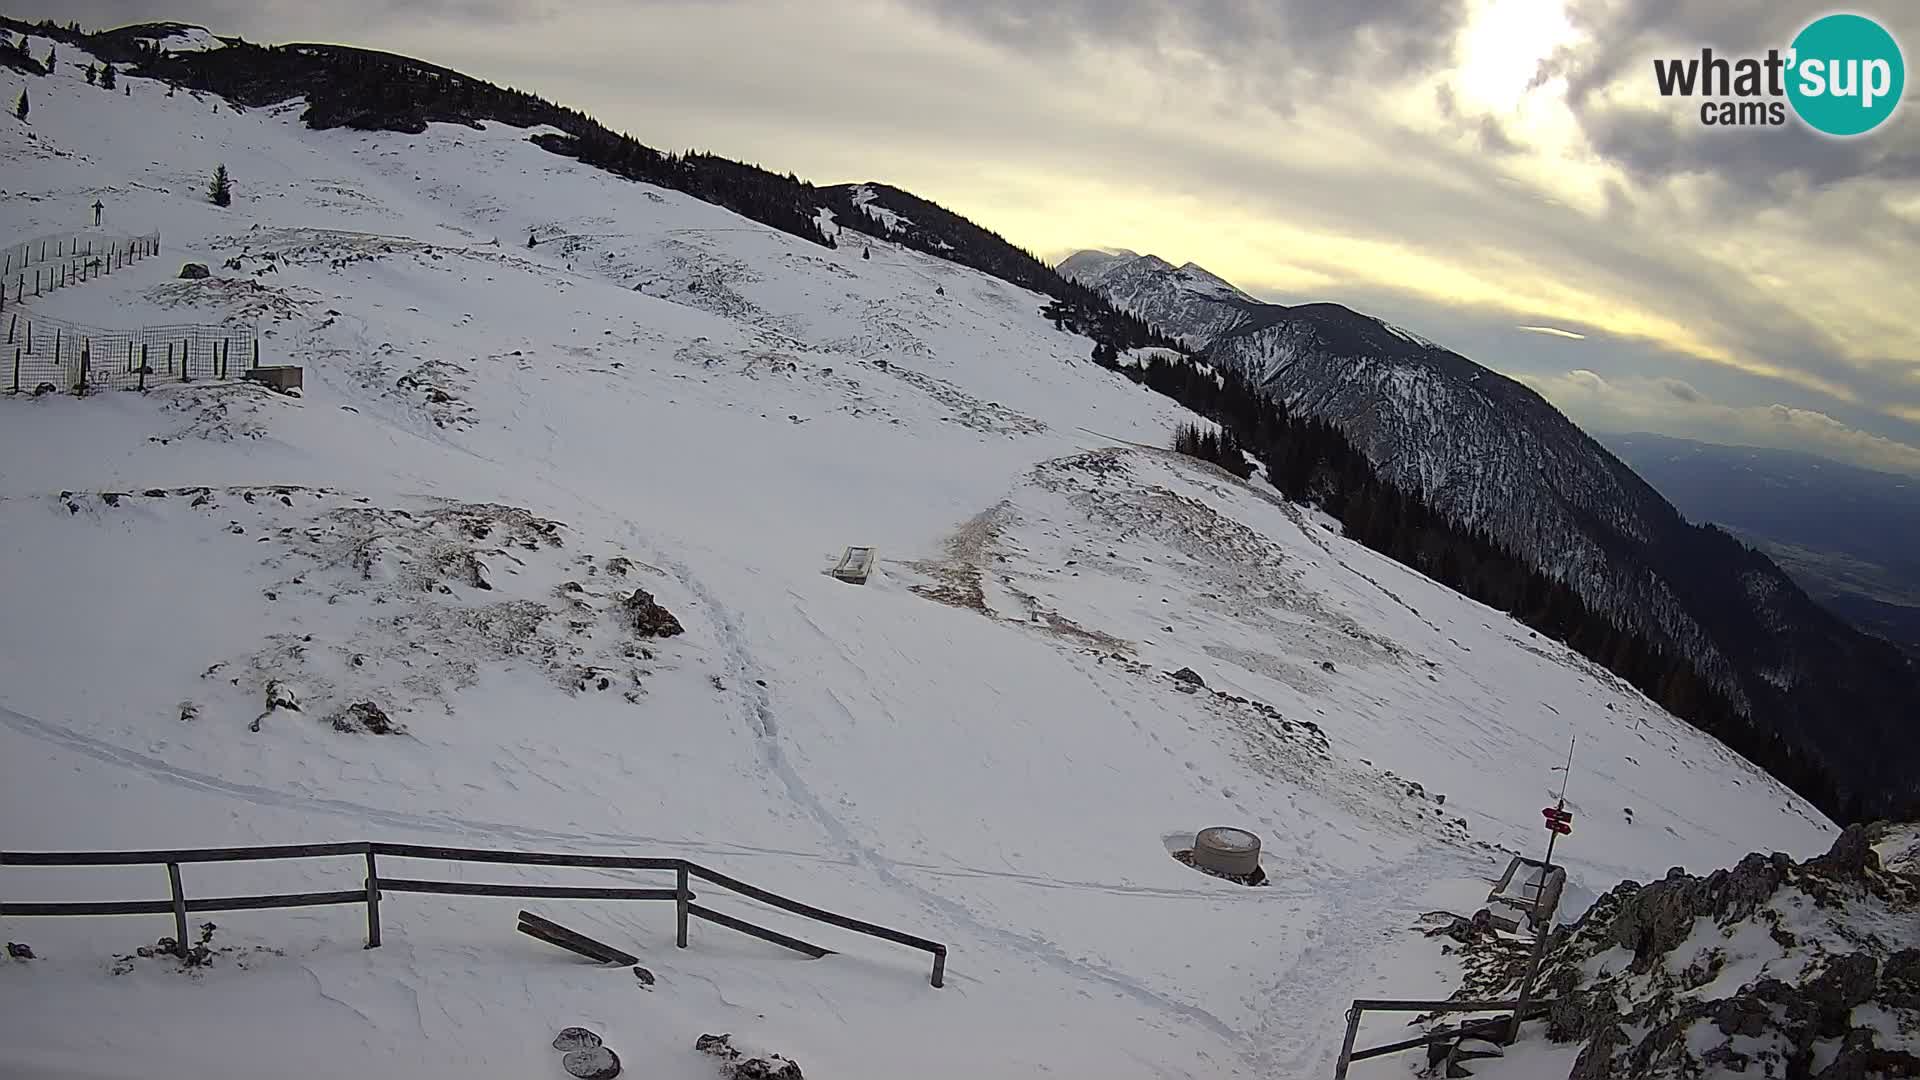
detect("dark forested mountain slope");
top-left (1068, 251), bottom-right (1920, 822)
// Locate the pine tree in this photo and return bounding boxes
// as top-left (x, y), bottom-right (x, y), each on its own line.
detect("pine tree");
top-left (85, 64), bottom-right (97, 85)
top-left (208, 163), bottom-right (232, 207)
top-left (13, 87), bottom-right (26, 122)
top-left (100, 63), bottom-right (115, 90)
top-left (45, 45), bottom-right (55, 71)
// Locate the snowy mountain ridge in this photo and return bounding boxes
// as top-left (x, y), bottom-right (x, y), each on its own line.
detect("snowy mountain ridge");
top-left (1059, 248), bottom-right (1259, 347)
top-left (0, 22), bottom-right (1857, 1080)
top-left (1061, 249), bottom-right (1920, 824)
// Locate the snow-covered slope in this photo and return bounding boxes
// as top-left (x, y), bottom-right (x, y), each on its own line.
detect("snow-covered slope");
top-left (0, 30), bottom-right (1838, 1080)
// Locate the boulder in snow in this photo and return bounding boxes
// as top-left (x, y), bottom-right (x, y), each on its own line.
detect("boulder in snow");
top-left (562, 1046), bottom-right (620, 1079)
top-left (551, 1028), bottom-right (603, 1053)
top-left (178, 263), bottom-right (210, 279)
top-left (622, 588), bottom-right (683, 638)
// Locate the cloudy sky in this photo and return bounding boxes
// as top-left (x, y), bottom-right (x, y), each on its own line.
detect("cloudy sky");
top-left (26, 0), bottom-right (1920, 473)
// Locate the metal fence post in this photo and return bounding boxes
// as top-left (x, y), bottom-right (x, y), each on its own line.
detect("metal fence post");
top-left (166, 863), bottom-right (190, 959)
top-left (138, 344), bottom-right (147, 391)
top-left (252, 338), bottom-right (259, 369)
top-left (11, 348), bottom-right (19, 394)
top-left (931, 945), bottom-right (946, 988)
top-left (364, 849), bottom-right (382, 948)
top-left (675, 864), bottom-right (689, 948)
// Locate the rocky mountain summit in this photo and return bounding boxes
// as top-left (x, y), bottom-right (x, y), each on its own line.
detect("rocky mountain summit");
top-left (1454, 823), bottom-right (1919, 1078)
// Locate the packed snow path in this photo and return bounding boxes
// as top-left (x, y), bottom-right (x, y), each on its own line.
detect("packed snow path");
top-left (0, 31), bottom-right (1833, 1080)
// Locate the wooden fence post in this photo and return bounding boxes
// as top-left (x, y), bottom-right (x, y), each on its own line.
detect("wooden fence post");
top-left (931, 945), bottom-right (946, 989)
top-left (78, 340), bottom-right (90, 395)
top-left (11, 348), bottom-right (19, 394)
top-left (1507, 920), bottom-right (1555, 1044)
top-left (252, 338), bottom-right (259, 369)
top-left (364, 850), bottom-right (382, 948)
top-left (138, 344), bottom-right (148, 391)
top-left (166, 863), bottom-right (190, 959)
top-left (1332, 1004), bottom-right (1363, 1080)
top-left (6, 313), bottom-right (13, 344)
top-left (675, 865), bottom-right (690, 948)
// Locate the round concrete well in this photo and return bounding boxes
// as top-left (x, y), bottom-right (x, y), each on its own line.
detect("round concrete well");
top-left (1192, 826), bottom-right (1261, 877)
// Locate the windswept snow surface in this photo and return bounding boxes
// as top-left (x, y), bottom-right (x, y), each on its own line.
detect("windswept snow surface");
top-left (0, 35), bottom-right (1833, 1080)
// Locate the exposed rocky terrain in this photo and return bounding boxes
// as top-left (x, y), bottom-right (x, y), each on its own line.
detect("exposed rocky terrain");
top-left (1446, 823), bottom-right (1920, 1079)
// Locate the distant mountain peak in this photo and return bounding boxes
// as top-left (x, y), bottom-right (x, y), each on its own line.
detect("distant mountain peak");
top-left (1058, 249), bottom-right (1258, 346)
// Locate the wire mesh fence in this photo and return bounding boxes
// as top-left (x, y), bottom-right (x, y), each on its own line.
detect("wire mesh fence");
top-left (0, 231), bottom-right (163, 315)
top-left (3, 311), bottom-right (259, 394)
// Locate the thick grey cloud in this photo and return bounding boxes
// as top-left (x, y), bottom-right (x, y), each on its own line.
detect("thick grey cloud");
top-left (1536, 1), bottom-right (1920, 192)
top-left (907, 0), bottom-right (1473, 95)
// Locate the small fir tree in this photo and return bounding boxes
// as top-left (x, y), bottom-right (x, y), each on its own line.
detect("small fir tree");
top-left (14, 87), bottom-right (26, 122)
top-left (85, 64), bottom-right (96, 85)
top-left (208, 163), bottom-right (232, 207)
top-left (100, 63), bottom-right (115, 90)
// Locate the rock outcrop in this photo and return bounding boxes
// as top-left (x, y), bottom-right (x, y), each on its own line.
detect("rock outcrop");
top-left (1451, 824), bottom-right (1920, 1078)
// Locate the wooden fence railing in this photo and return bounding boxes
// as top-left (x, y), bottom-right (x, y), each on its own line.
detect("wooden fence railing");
top-left (1330, 997), bottom-right (1551, 1078)
top-left (0, 841), bottom-right (947, 987)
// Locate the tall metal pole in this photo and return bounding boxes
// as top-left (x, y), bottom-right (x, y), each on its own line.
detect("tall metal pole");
top-left (1542, 735), bottom-right (1575, 869)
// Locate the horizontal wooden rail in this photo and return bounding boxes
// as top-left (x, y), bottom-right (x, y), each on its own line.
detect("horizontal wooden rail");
top-left (687, 863), bottom-right (944, 954)
top-left (370, 842), bottom-right (680, 871)
top-left (191, 890), bottom-right (368, 914)
top-left (3, 890), bottom-right (367, 917)
top-left (379, 878), bottom-right (681, 902)
top-left (1333, 998), bottom-right (1551, 1079)
top-left (1, 842), bottom-right (947, 986)
top-left (688, 902), bottom-right (833, 959)
top-left (1, 842), bottom-right (370, 866)
top-left (4, 898), bottom-right (178, 917)
top-left (1349, 998), bottom-right (1527, 1013)
top-left (1347, 1014), bottom-right (1518, 1064)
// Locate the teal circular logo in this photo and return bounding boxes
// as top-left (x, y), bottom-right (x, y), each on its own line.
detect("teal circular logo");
top-left (1787, 14), bottom-right (1905, 136)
